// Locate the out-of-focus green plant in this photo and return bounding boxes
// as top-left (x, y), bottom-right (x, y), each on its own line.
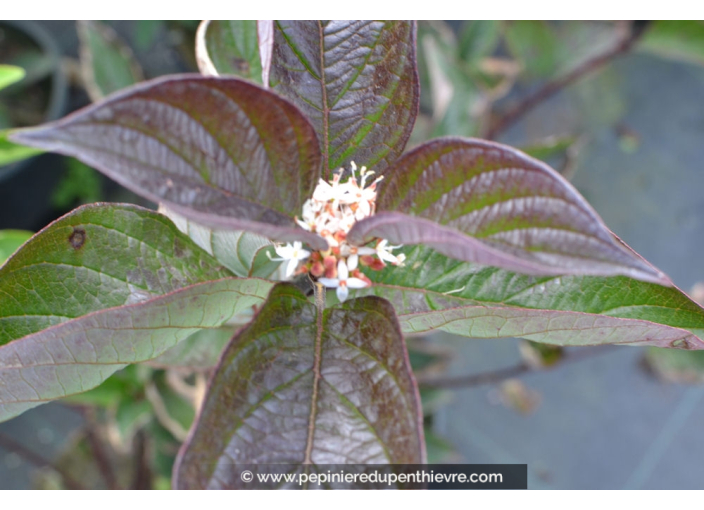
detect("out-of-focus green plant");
top-left (639, 20), bottom-right (704, 67)
top-left (51, 158), bottom-right (104, 209)
top-left (0, 64), bottom-right (25, 90)
top-left (0, 64), bottom-right (44, 166)
top-left (0, 229), bottom-right (33, 265)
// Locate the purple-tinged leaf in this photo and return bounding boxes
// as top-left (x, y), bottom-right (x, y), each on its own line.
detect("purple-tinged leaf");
top-left (270, 21), bottom-right (419, 174)
top-left (0, 277), bottom-right (274, 423)
top-left (174, 284), bottom-right (425, 489)
top-left (10, 75), bottom-right (327, 249)
top-left (360, 245), bottom-right (704, 349)
top-left (349, 137), bottom-right (669, 285)
top-left (196, 20), bottom-right (273, 86)
top-left (0, 203), bottom-right (233, 346)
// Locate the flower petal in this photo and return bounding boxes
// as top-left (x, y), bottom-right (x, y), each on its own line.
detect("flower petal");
top-left (285, 258), bottom-right (298, 278)
top-left (346, 277), bottom-right (369, 289)
top-left (347, 254), bottom-right (359, 271)
top-left (317, 277), bottom-right (339, 287)
top-left (336, 285), bottom-right (349, 302)
top-left (337, 259), bottom-right (349, 281)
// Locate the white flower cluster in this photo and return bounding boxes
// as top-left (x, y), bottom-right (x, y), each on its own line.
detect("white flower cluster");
top-left (270, 162), bottom-right (405, 302)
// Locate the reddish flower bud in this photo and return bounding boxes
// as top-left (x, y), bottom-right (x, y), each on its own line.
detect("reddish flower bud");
top-left (310, 261), bottom-right (325, 277)
top-left (369, 257), bottom-right (386, 271)
top-left (323, 256), bottom-right (338, 278)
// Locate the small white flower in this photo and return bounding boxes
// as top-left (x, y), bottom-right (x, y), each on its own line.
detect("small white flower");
top-left (296, 199), bottom-right (322, 231)
top-left (269, 241), bottom-right (310, 278)
top-left (317, 259), bottom-right (369, 302)
top-left (347, 253), bottom-right (359, 271)
top-left (312, 174), bottom-right (349, 205)
top-left (375, 239), bottom-right (405, 265)
top-left (356, 246), bottom-right (377, 256)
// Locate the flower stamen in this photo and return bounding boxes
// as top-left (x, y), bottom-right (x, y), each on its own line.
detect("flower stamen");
top-left (271, 161), bottom-right (405, 301)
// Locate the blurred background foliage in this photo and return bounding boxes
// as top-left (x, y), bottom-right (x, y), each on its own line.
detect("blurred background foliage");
top-left (1, 20), bottom-right (704, 488)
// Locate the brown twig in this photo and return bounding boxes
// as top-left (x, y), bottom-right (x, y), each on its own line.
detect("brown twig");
top-left (0, 431), bottom-right (85, 490)
top-left (83, 408), bottom-right (120, 490)
top-left (130, 430), bottom-right (152, 490)
top-left (418, 345), bottom-right (614, 390)
top-left (485, 21), bottom-right (650, 140)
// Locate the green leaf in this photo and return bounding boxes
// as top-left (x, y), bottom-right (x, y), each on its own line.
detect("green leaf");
top-left (418, 23), bottom-right (481, 138)
top-left (519, 136), bottom-right (575, 163)
top-left (10, 76), bottom-right (327, 250)
top-left (0, 65), bottom-right (25, 91)
top-left (116, 398), bottom-right (153, 441)
top-left (0, 203), bottom-right (233, 346)
top-left (148, 327), bottom-right (234, 370)
top-left (0, 129), bottom-right (43, 167)
top-left (195, 20), bottom-right (272, 85)
top-left (644, 348), bottom-right (704, 383)
top-left (62, 364), bottom-right (148, 407)
top-left (152, 372), bottom-right (196, 433)
top-left (77, 20), bottom-right (144, 101)
top-left (134, 20), bottom-right (164, 50)
top-left (50, 158), bottom-right (103, 209)
top-left (504, 21), bottom-right (559, 78)
top-left (424, 428), bottom-right (458, 464)
top-left (349, 137), bottom-right (668, 285)
top-left (270, 21), bottom-right (419, 174)
top-left (639, 21), bottom-right (704, 67)
top-left (174, 284), bottom-right (425, 489)
top-left (361, 245), bottom-right (704, 349)
top-left (519, 340), bottom-right (564, 368)
top-left (0, 277), bottom-right (274, 423)
top-left (0, 230), bottom-right (33, 265)
top-left (458, 21), bottom-right (501, 62)
top-left (158, 205), bottom-right (281, 279)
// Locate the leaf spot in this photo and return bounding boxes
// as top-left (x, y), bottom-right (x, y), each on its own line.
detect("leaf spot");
top-left (68, 228), bottom-right (87, 250)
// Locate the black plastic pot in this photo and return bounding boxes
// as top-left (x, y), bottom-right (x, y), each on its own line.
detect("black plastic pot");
top-left (0, 21), bottom-right (69, 230)
top-left (0, 20), bottom-right (68, 182)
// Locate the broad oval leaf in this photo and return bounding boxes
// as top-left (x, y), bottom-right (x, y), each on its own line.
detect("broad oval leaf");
top-left (174, 284), bottom-right (425, 489)
top-left (270, 20), bottom-right (419, 174)
top-left (77, 20), bottom-right (144, 101)
top-left (196, 20), bottom-right (273, 86)
top-left (349, 137), bottom-right (669, 285)
top-left (0, 277), bottom-right (273, 423)
top-left (361, 245), bottom-right (704, 349)
top-left (10, 75), bottom-right (327, 249)
top-left (159, 205), bottom-right (281, 279)
top-left (0, 203), bottom-right (233, 346)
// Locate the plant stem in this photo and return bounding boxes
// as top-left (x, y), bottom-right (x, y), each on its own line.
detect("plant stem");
top-left (82, 408), bottom-right (120, 490)
top-left (485, 21), bottom-right (649, 140)
top-left (130, 430), bottom-right (152, 490)
top-left (418, 345), bottom-right (614, 390)
top-left (304, 282), bottom-right (326, 466)
top-left (0, 431), bottom-right (85, 490)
